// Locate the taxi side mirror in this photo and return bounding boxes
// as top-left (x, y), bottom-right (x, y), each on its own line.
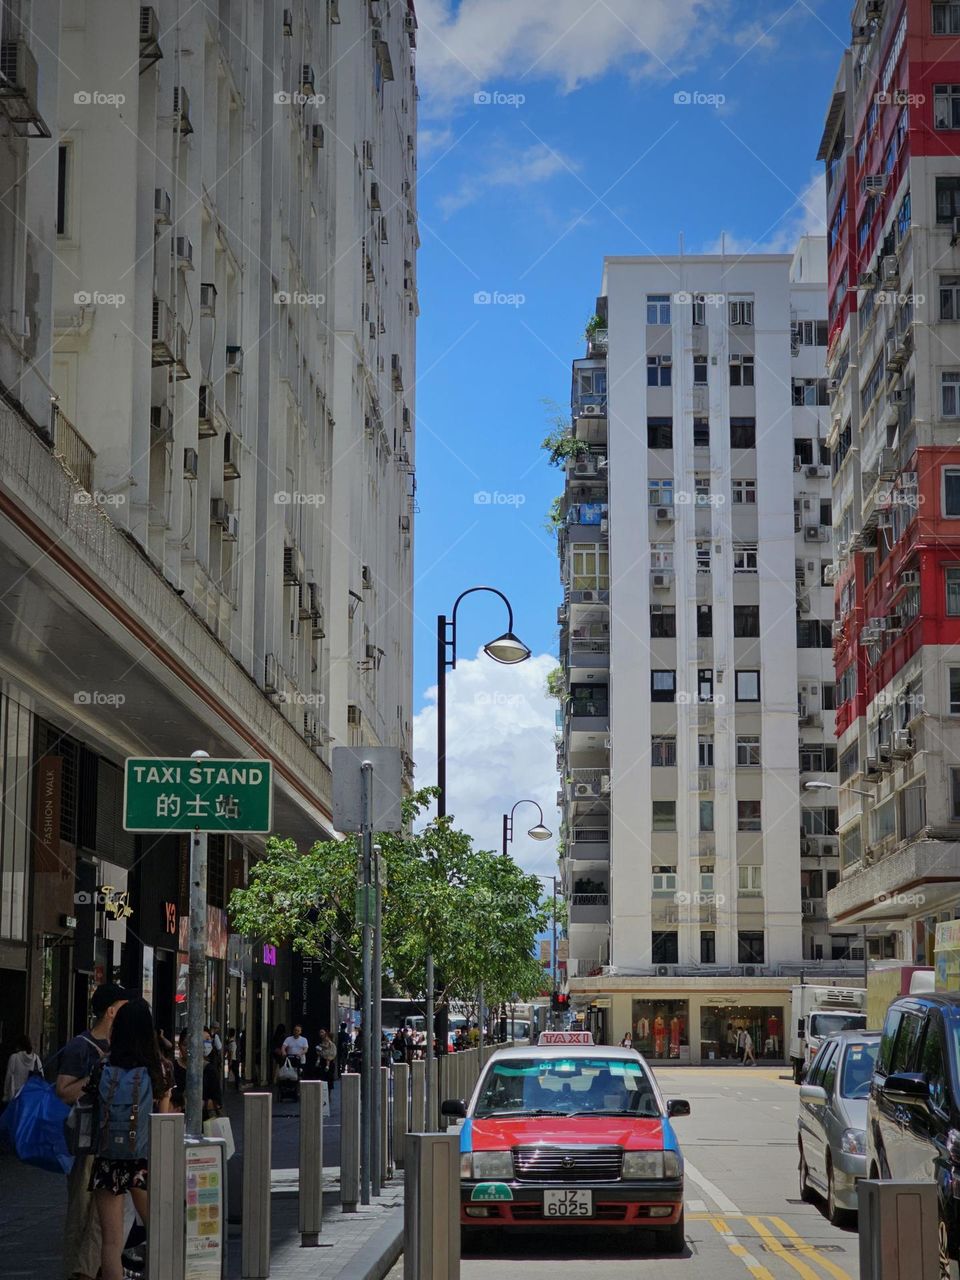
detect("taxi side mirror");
top-left (666, 1098), bottom-right (690, 1117)
top-left (441, 1098), bottom-right (467, 1118)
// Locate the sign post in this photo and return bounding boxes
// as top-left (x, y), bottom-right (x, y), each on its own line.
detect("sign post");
top-left (124, 753), bottom-right (273, 1135)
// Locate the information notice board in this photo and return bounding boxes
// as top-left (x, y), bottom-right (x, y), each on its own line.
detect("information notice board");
top-left (184, 1141), bottom-right (225, 1279)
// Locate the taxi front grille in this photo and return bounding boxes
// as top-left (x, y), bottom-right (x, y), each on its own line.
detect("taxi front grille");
top-left (512, 1145), bottom-right (623, 1182)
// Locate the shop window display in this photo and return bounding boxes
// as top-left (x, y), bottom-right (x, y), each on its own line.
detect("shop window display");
top-left (631, 1000), bottom-right (689, 1062)
top-left (699, 1004), bottom-right (784, 1062)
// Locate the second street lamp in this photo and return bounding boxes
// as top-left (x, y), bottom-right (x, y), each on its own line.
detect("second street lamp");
top-left (502, 799), bottom-right (553, 856)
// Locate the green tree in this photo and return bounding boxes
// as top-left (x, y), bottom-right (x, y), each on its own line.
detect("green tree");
top-left (229, 788), bottom-right (550, 1007)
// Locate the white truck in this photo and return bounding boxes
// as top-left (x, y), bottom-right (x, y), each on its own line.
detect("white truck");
top-left (789, 984), bottom-right (868, 1083)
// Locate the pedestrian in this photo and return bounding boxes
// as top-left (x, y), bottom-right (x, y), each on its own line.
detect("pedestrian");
top-left (282, 1024), bottom-right (309, 1076)
top-left (724, 1022), bottom-right (738, 1061)
top-left (90, 998), bottom-right (171, 1280)
top-left (403, 1025), bottom-right (415, 1066)
top-left (224, 1027), bottom-right (238, 1084)
top-left (337, 1021), bottom-right (351, 1072)
top-left (619, 1031), bottom-right (633, 1049)
top-left (172, 1031), bottom-right (222, 1117)
top-left (739, 1027), bottom-right (757, 1066)
top-left (317, 1029), bottom-right (338, 1093)
top-left (2, 1033), bottom-right (42, 1103)
top-left (55, 982), bottom-right (130, 1280)
top-left (235, 1026), bottom-right (246, 1089)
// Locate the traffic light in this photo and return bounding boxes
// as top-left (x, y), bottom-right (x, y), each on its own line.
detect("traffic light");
top-left (551, 992), bottom-right (569, 1013)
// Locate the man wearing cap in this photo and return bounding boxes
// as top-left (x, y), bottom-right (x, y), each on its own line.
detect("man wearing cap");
top-left (56, 984), bottom-right (130, 1280)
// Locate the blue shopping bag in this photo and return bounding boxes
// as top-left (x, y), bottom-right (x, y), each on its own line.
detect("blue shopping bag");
top-left (0, 1075), bottom-right (73, 1174)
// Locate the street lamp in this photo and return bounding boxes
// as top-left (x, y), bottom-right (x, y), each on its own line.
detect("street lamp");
top-left (803, 779), bottom-right (876, 984)
top-left (502, 799), bottom-right (553, 855)
top-left (428, 586), bottom-right (531, 1116)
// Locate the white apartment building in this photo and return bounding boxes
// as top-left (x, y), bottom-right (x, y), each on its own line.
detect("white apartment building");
top-left (558, 239), bottom-right (860, 1060)
top-left (0, 0), bottom-right (416, 1065)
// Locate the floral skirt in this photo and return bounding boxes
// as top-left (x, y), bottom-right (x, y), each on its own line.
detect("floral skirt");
top-left (90, 1157), bottom-right (149, 1195)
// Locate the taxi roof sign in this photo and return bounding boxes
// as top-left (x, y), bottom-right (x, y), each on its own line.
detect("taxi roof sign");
top-left (537, 1030), bottom-right (594, 1046)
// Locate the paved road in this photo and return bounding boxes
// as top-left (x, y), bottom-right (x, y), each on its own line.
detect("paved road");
top-left (453, 1066), bottom-right (860, 1280)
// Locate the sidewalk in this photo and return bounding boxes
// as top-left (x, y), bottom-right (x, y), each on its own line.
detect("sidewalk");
top-left (0, 1075), bottom-right (404, 1280)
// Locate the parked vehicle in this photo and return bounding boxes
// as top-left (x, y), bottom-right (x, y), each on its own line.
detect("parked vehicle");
top-left (797, 1030), bottom-right (879, 1224)
top-left (789, 984), bottom-right (867, 1083)
top-left (867, 991), bottom-right (960, 1279)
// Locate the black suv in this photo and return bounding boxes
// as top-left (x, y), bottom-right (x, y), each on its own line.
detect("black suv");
top-left (868, 993), bottom-right (960, 1279)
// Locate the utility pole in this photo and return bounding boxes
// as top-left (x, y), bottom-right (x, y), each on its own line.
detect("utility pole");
top-left (371, 843), bottom-right (383, 1195)
top-left (185, 748), bottom-right (210, 1138)
top-left (360, 761), bottom-right (373, 1205)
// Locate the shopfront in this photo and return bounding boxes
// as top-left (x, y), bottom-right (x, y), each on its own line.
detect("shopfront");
top-left (698, 1001), bottom-right (784, 1061)
top-left (630, 999), bottom-right (690, 1062)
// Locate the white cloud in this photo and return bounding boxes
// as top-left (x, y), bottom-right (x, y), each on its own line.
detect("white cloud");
top-left (437, 142), bottom-right (574, 217)
top-left (413, 648), bottom-right (560, 880)
top-left (415, 0), bottom-right (730, 103)
top-left (700, 171), bottom-right (826, 256)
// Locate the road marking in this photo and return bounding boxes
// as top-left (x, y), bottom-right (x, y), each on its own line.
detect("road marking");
top-left (684, 1158), bottom-right (742, 1215)
top-left (687, 1198), bottom-right (709, 1213)
top-left (746, 1216), bottom-right (824, 1280)
top-left (707, 1216), bottom-right (776, 1280)
top-left (768, 1216), bottom-right (853, 1280)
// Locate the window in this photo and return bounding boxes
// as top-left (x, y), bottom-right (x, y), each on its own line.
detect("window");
top-left (937, 176), bottom-right (960, 224)
top-left (737, 932), bottom-right (764, 963)
top-left (738, 865), bottom-right (763, 894)
top-left (792, 378), bottom-right (830, 406)
top-left (730, 418), bottom-right (756, 448)
top-left (890, 1012), bottom-right (924, 1074)
top-left (734, 544), bottom-right (759, 573)
top-left (802, 807), bottom-right (838, 836)
top-left (700, 931), bottom-right (716, 963)
top-left (647, 294), bottom-right (671, 325)
top-left (651, 871), bottom-right (678, 895)
top-left (822, 683), bottom-right (836, 711)
top-left (698, 736), bottom-right (714, 767)
top-left (56, 142), bottom-right (71, 237)
top-left (952, 768), bottom-right (960, 819)
top-left (732, 479), bottom-right (757, 505)
top-left (737, 735), bottom-right (761, 767)
top-left (821, 1043), bottom-right (840, 1096)
top-left (647, 357), bottom-right (672, 387)
top-left (934, 2), bottom-right (960, 35)
top-left (800, 745), bottom-right (838, 773)
top-left (795, 320), bottom-right (829, 346)
top-left (693, 356), bottom-right (708, 385)
top-left (729, 356), bottom-right (755, 387)
top-left (729, 298), bottom-right (754, 326)
top-left (920, 1021), bottom-right (948, 1112)
top-left (571, 543), bottom-right (609, 590)
top-left (696, 541), bottom-right (711, 574)
top-left (944, 467), bottom-right (960, 515)
top-left (797, 620), bottom-right (832, 648)
top-left (942, 372), bottom-right (960, 417)
top-left (697, 605), bottom-right (713, 637)
top-left (693, 417), bottom-right (710, 447)
top-left (699, 800), bottom-right (714, 832)
top-left (737, 801), bottom-right (762, 832)
top-left (734, 605), bottom-right (760, 637)
top-left (935, 84), bottom-right (960, 129)
top-left (698, 669), bottom-right (714, 702)
top-left (651, 735), bottom-right (677, 767)
top-left (650, 606), bottom-right (676, 637)
top-left (736, 670), bottom-right (760, 701)
top-left (648, 417), bottom-right (673, 448)
top-left (947, 566), bottom-right (960, 615)
top-left (651, 542), bottom-right (674, 571)
top-left (651, 670), bottom-right (676, 702)
top-left (950, 668), bottom-right (960, 714)
top-left (648, 478), bottom-right (674, 506)
top-left (652, 931), bottom-right (679, 964)
top-left (652, 801), bottom-right (676, 831)
top-left (940, 276), bottom-right (960, 320)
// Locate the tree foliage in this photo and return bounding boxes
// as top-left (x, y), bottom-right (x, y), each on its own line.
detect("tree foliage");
top-left (229, 788), bottom-right (550, 1006)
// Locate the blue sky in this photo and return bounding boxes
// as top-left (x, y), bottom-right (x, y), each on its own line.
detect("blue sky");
top-left (408, 0), bottom-right (846, 872)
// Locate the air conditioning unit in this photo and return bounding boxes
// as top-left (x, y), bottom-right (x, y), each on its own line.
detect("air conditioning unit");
top-left (199, 282), bottom-right (217, 316)
top-left (862, 174), bottom-right (887, 194)
top-left (223, 513), bottom-right (239, 542)
top-left (574, 782), bottom-right (596, 798)
top-left (581, 404), bottom-right (604, 417)
top-left (804, 525), bottom-right (827, 541)
top-left (806, 464), bottom-right (830, 478)
top-left (881, 255), bottom-right (899, 285)
top-left (223, 432), bottom-right (240, 479)
top-left (892, 728), bottom-right (914, 756)
top-left (861, 625), bottom-right (881, 642)
top-left (901, 471), bottom-right (918, 487)
top-left (283, 546), bottom-right (304, 585)
top-left (661, 355), bottom-right (673, 367)
top-left (802, 900), bottom-right (815, 915)
top-left (150, 404), bottom-right (173, 443)
top-left (198, 383), bottom-right (216, 437)
top-left (225, 345), bottom-right (243, 374)
top-left (173, 85), bottom-right (192, 135)
top-left (310, 123), bottom-right (324, 149)
top-left (864, 754), bottom-right (880, 775)
top-left (823, 564), bottom-right (838, 584)
top-left (369, 181), bottom-right (381, 210)
top-left (651, 572), bottom-right (672, 589)
top-left (831, 621), bottom-right (844, 639)
top-left (885, 339), bottom-right (904, 371)
top-left (175, 236), bottom-right (194, 270)
top-left (361, 564), bottom-right (373, 589)
top-left (300, 64), bottom-right (316, 93)
top-left (743, 966), bottom-right (758, 977)
top-left (655, 506), bottom-right (672, 522)
top-left (900, 569), bottom-right (919, 586)
top-left (183, 447), bottom-right (198, 479)
top-left (838, 541), bottom-right (850, 557)
top-left (210, 497), bottom-right (230, 527)
top-left (154, 187), bottom-right (172, 224)
top-left (600, 774), bottom-right (611, 792)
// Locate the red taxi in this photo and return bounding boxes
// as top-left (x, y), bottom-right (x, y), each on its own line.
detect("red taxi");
top-left (442, 1031), bottom-right (689, 1250)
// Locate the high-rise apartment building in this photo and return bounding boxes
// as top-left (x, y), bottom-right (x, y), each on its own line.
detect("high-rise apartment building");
top-left (557, 240), bottom-right (859, 1060)
top-left (0, 0), bottom-right (416, 1077)
top-left (819, 0), bottom-right (960, 964)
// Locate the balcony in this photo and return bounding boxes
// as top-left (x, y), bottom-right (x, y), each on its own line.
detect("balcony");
top-left (569, 892), bottom-right (610, 926)
top-left (567, 693), bottom-right (609, 735)
top-left (567, 769), bottom-right (610, 804)
top-left (567, 451), bottom-right (607, 481)
top-left (827, 837), bottom-right (960, 926)
top-left (51, 403), bottom-right (96, 494)
top-left (566, 502), bottom-right (607, 539)
top-left (569, 636), bottom-right (609, 669)
top-left (568, 825), bottom-right (610, 863)
top-left (586, 328), bottom-right (608, 358)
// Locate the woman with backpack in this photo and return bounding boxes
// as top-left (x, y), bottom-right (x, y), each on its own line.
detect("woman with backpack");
top-left (90, 998), bottom-right (171, 1280)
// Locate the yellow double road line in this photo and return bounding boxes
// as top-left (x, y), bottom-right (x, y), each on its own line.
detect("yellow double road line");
top-left (689, 1212), bottom-right (854, 1279)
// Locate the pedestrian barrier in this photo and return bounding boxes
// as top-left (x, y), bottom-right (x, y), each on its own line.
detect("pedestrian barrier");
top-left (411, 1058), bottom-right (425, 1134)
top-left (242, 1092), bottom-right (272, 1279)
top-left (149, 1112), bottom-right (186, 1280)
top-left (340, 1073), bottom-right (361, 1212)
top-left (380, 1065), bottom-right (390, 1182)
top-left (392, 1061), bottom-right (410, 1169)
top-left (858, 1179), bottom-right (938, 1279)
top-left (403, 1133), bottom-right (460, 1280)
top-left (299, 1080), bottom-right (324, 1245)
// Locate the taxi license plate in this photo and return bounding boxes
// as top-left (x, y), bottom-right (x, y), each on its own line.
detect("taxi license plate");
top-left (543, 1189), bottom-right (593, 1218)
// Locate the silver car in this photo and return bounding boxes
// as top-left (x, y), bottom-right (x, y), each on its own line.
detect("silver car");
top-left (797, 1029), bottom-right (879, 1225)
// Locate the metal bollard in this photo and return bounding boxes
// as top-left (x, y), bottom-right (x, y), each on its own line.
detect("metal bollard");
top-left (149, 1112), bottom-right (185, 1280)
top-left (242, 1092), bottom-right (272, 1280)
top-left (392, 1062), bottom-right (410, 1169)
top-left (340, 1072), bottom-right (361, 1212)
top-left (404, 1133), bottom-right (461, 1280)
top-left (381, 1066), bottom-right (390, 1182)
top-left (858, 1179), bottom-right (939, 1279)
top-left (411, 1058), bottom-right (425, 1134)
top-left (436, 1053), bottom-right (446, 1130)
top-left (299, 1080), bottom-right (324, 1245)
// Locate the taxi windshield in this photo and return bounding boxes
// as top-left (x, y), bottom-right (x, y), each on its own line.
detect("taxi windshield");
top-left (474, 1057), bottom-right (661, 1118)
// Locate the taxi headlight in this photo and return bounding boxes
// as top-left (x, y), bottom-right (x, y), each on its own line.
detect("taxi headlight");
top-left (622, 1151), bottom-right (664, 1179)
top-left (840, 1128), bottom-right (865, 1156)
top-left (471, 1151), bottom-right (513, 1179)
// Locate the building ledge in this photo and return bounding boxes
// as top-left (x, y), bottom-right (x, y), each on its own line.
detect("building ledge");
top-left (827, 838), bottom-right (960, 925)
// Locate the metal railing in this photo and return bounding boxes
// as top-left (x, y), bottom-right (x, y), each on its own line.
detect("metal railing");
top-left (570, 638), bottom-right (609, 656)
top-left (571, 826), bottom-right (609, 843)
top-left (51, 402), bottom-right (96, 492)
top-left (571, 892), bottom-right (609, 906)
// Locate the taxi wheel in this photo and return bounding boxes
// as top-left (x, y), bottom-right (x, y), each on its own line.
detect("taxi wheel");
top-left (798, 1146), bottom-right (815, 1204)
top-left (826, 1161), bottom-right (848, 1228)
top-left (661, 1209), bottom-right (686, 1254)
top-left (938, 1216), bottom-right (960, 1280)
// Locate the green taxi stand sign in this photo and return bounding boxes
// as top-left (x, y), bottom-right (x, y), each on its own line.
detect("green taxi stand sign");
top-left (123, 757), bottom-right (273, 833)
top-left (471, 1183), bottom-right (513, 1202)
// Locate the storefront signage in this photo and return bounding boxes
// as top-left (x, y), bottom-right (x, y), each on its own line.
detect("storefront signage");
top-left (99, 885), bottom-right (132, 920)
top-left (123, 758), bottom-right (273, 833)
top-left (936, 921), bottom-right (960, 991)
top-left (263, 944), bottom-right (277, 966)
top-left (163, 902), bottom-right (178, 935)
top-left (32, 755), bottom-right (62, 872)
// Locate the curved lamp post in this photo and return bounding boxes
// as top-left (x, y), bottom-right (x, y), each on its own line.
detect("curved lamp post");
top-left (502, 798), bottom-right (553, 855)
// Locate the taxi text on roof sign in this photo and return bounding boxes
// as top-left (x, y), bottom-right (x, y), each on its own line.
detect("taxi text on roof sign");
top-left (537, 1030), bottom-right (594, 1046)
top-left (123, 758), bottom-right (273, 833)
